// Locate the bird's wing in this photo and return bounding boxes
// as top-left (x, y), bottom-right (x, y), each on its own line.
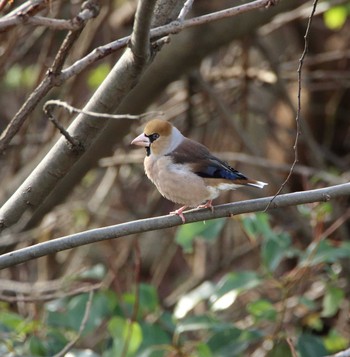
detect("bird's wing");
top-left (166, 138), bottom-right (249, 182)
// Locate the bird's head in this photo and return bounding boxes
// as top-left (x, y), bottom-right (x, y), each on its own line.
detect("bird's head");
top-left (131, 119), bottom-right (183, 156)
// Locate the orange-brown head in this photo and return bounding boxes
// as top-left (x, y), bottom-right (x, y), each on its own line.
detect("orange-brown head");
top-left (131, 119), bottom-right (183, 156)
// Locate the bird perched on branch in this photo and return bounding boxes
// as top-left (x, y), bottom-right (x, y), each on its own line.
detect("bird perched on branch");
top-left (131, 119), bottom-right (267, 223)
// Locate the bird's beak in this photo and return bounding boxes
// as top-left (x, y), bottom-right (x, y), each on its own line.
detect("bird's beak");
top-left (131, 133), bottom-right (150, 147)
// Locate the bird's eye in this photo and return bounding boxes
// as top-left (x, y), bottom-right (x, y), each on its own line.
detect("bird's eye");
top-left (149, 133), bottom-right (160, 143)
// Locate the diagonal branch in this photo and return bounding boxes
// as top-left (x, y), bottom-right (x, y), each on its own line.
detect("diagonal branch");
top-left (0, 183), bottom-right (349, 269)
top-left (0, 0), bottom-right (158, 233)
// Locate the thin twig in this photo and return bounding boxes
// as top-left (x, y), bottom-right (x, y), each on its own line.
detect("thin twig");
top-left (286, 337), bottom-right (298, 357)
top-left (3, 0), bottom-right (55, 18)
top-left (265, 0), bottom-right (319, 210)
top-left (59, 0), bottom-right (276, 82)
top-left (0, 282), bottom-right (101, 303)
top-left (0, 6), bottom-right (98, 32)
top-left (44, 106), bottom-right (81, 149)
top-left (0, 183), bottom-right (349, 269)
top-left (177, 0), bottom-right (194, 22)
top-left (44, 100), bottom-right (163, 121)
top-left (0, 0), bottom-right (99, 155)
top-left (53, 290), bottom-right (95, 357)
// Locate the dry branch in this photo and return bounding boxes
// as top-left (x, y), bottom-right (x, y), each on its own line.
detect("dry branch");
top-left (0, 183), bottom-right (349, 269)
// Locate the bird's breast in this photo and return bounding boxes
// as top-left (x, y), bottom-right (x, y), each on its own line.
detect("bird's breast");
top-left (144, 155), bottom-right (213, 206)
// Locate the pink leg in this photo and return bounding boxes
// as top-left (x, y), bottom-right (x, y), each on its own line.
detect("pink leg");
top-left (196, 200), bottom-right (214, 212)
top-left (170, 206), bottom-right (188, 223)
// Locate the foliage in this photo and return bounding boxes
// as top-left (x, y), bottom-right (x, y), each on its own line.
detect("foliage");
top-left (1, 210), bottom-right (349, 356)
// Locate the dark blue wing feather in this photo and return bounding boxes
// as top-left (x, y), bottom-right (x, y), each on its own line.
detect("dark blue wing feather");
top-left (167, 138), bottom-right (248, 181)
top-left (195, 160), bottom-right (248, 181)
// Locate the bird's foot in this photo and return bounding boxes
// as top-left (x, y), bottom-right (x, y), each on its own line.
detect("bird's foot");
top-left (170, 206), bottom-right (188, 223)
top-left (196, 200), bottom-right (214, 212)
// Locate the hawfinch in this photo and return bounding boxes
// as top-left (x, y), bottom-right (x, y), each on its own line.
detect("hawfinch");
top-left (131, 119), bottom-right (267, 223)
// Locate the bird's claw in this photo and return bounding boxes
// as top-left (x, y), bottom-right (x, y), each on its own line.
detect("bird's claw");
top-left (196, 200), bottom-right (214, 212)
top-left (170, 206), bottom-right (187, 223)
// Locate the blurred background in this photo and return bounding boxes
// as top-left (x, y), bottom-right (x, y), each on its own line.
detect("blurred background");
top-left (0, 0), bottom-right (349, 356)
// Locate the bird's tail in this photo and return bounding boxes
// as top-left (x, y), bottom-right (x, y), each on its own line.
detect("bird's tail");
top-left (246, 180), bottom-right (268, 189)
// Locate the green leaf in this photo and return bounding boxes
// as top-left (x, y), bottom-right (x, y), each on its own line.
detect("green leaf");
top-left (108, 316), bottom-right (142, 357)
top-left (324, 6), bottom-right (348, 30)
top-left (120, 284), bottom-right (159, 320)
top-left (0, 311), bottom-right (24, 332)
top-left (246, 299), bottom-right (277, 322)
top-left (175, 219), bottom-right (225, 253)
top-left (207, 328), bottom-right (262, 357)
top-left (174, 282), bottom-right (214, 318)
top-left (46, 291), bottom-right (117, 332)
top-left (303, 313), bottom-right (323, 332)
top-left (267, 341), bottom-right (293, 357)
top-left (29, 336), bottom-right (47, 356)
top-left (175, 315), bottom-right (224, 334)
top-left (3, 64), bottom-right (39, 88)
top-left (43, 329), bottom-right (69, 356)
top-left (299, 296), bottom-right (317, 311)
top-left (87, 63), bottom-right (111, 89)
top-left (297, 333), bottom-right (328, 357)
top-left (79, 264), bottom-right (107, 280)
top-left (210, 271), bottom-right (261, 310)
top-left (261, 231), bottom-right (291, 271)
top-left (323, 329), bottom-right (348, 353)
top-left (138, 284), bottom-right (159, 316)
top-left (300, 240), bottom-right (350, 266)
top-left (314, 202), bottom-right (333, 221)
top-left (241, 213), bottom-right (292, 271)
top-left (195, 343), bottom-right (213, 357)
top-left (241, 212), bottom-right (272, 238)
top-left (137, 322), bottom-right (171, 357)
top-left (321, 286), bottom-right (344, 318)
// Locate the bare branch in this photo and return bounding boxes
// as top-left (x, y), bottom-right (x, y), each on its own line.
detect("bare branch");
top-left (3, 0), bottom-right (53, 18)
top-left (45, 107), bottom-right (82, 150)
top-left (60, 0), bottom-right (276, 82)
top-left (0, 183), bottom-right (349, 269)
top-left (0, 0), bottom-right (99, 154)
top-left (177, 0), bottom-right (194, 22)
top-left (266, 0), bottom-right (319, 209)
top-left (44, 100), bottom-right (163, 121)
top-left (0, 3), bottom-right (99, 32)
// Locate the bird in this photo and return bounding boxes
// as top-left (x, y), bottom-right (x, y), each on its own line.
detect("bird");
top-left (131, 119), bottom-right (267, 223)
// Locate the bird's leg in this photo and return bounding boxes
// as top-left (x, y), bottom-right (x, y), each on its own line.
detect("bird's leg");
top-left (196, 200), bottom-right (214, 212)
top-left (170, 206), bottom-right (188, 223)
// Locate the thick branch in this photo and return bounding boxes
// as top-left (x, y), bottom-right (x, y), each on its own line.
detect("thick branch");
top-left (0, 0), bottom-right (157, 233)
top-left (0, 183), bottom-right (349, 269)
